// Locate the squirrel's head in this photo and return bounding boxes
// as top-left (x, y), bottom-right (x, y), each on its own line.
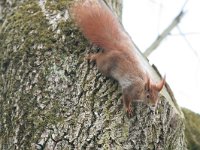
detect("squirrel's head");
top-left (143, 75), bottom-right (166, 108)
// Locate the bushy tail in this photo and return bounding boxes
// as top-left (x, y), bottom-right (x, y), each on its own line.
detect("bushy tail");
top-left (72, 0), bottom-right (131, 51)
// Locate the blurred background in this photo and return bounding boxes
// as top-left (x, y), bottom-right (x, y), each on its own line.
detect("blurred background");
top-left (123, 0), bottom-right (200, 114)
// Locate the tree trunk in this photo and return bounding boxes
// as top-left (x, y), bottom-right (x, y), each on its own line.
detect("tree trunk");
top-left (0, 0), bottom-right (187, 149)
top-left (0, 0), bottom-right (29, 25)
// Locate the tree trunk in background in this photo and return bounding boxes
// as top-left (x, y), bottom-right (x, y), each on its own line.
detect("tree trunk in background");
top-left (182, 108), bottom-right (200, 150)
top-left (0, 0), bottom-right (187, 149)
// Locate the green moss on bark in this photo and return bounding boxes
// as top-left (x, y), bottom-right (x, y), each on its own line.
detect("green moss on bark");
top-left (45, 0), bottom-right (73, 11)
top-left (0, 0), bottom-right (82, 148)
top-left (0, 0), bottom-right (186, 149)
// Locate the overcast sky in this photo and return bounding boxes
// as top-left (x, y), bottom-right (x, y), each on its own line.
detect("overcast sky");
top-left (123, 0), bottom-right (200, 114)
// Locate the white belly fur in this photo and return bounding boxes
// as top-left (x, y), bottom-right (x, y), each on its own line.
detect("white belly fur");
top-left (111, 71), bottom-right (133, 89)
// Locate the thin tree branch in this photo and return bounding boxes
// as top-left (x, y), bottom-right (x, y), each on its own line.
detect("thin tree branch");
top-left (170, 32), bottom-right (200, 36)
top-left (181, 0), bottom-right (189, 11)
top-left (177, 25), bottom-right (200, 61)
top-left (157, 0), bottom-right (163, 35)
top-left (144, 0), bottom-right (189, 57)
top-left (144, 10), bottom-right (186, 57)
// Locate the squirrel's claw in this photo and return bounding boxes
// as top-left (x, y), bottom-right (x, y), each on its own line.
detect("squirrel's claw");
top-left (125, 107), bottom-right (133, 118)
top-left (85, 54), bottom-right (91, 61)
top-left (85, 54), bottom-right (96, 62)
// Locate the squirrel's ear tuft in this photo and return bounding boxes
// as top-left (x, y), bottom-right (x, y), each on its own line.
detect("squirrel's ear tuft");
top-left (145, 76), bottom-right (151, 91)
top-left (155, 75), bottom-right (166, 91)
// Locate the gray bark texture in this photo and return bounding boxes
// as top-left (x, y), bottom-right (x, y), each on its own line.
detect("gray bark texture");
top-left (0, 0), bottom-right (187, 149)
top-left (0, 0), bottom-right (29, 25)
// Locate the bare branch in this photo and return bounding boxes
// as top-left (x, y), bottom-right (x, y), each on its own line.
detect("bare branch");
top-left (177, 25), bottom-right (200, 61)
top-left (144, 11), bottom-right (185, 57)
top-left (181, 0), bottom-right (189, 11)
top-left (144, 0), bottom-right (189, 57)
top-left (170, 32), bottom-right (200, 36)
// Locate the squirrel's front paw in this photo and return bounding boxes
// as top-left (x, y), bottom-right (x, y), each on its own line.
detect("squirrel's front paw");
top-left (125, 107), bottom-right (133, 118)
top-left (85, 54), bottom-right (91, 61)
top-left (85, 54), bottom-right (96, 62)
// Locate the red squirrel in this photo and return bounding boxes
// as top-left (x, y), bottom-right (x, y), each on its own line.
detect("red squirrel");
top-left (72, 0), bottom-right (165, 116)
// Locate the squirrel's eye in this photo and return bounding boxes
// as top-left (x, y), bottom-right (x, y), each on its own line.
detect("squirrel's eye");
top-left (147, 95), bottom-right (150, 99)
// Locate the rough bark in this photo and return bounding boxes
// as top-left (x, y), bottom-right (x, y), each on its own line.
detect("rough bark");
top-left (0, 0), bottom-right (187, 149)
top-left (0, 0), bottom-right (29, 26)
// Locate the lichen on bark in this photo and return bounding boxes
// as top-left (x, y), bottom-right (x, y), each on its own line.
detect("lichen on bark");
top-left (0, 0), bottom-right (187, 149)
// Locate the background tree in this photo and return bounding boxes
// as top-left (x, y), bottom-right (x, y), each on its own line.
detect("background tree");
top-left (183, 108), bottom-right (200, 149)
top-left (0, 0), bottom-right (187, 149)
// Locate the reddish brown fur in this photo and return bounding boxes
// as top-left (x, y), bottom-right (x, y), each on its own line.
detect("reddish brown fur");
top-left (72, 0), bottom-right (165, 117)
top-left (72, 0), bottom-right (127, 51)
